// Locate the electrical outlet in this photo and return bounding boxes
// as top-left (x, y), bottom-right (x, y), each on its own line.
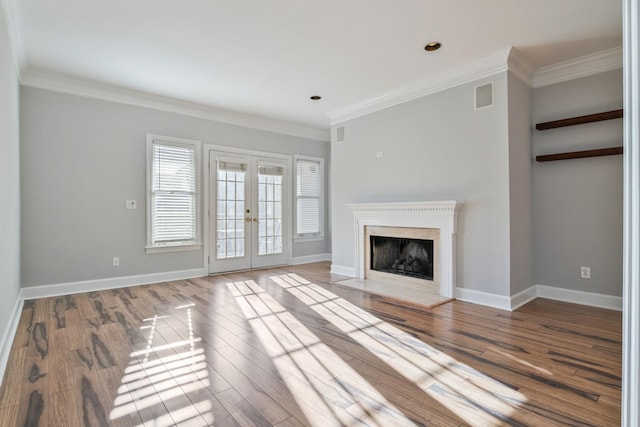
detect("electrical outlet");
top-left (580, 266), bottom-right (591, 279)
top-left (113, 257), bottom-right (120, 267)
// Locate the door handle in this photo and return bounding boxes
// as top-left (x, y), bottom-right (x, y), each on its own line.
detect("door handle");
top-left (252, 218), bottom-right (260, 223)
top-left (245, 217), bottom-right (252, 223)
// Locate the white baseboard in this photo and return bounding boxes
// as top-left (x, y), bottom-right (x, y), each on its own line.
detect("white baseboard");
top-left (456, 284), bottom-right (623, 312)
top-left (0, 294), bottom-right (24, 386)
top-left (20, 268), bottom-right (208, 300)
top-left (330, 264), bottom-right (356, 277)
top-left (534, 284), bottom-right (623, 311)
top-left (510, 286), bottom-right (539, 310)
top-left (455, 287), bottom-right (512, 311)
top-left (289, 253), bottom-right (332, 265)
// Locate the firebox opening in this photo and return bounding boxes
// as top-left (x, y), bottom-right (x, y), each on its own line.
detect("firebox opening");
top-left (370, 235), bottom-right (434, 281)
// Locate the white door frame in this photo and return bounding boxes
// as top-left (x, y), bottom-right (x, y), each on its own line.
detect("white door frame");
top-left (202, 144), bottom-right (292, 274)
top-left (622, 0), bottom-right (640, 425)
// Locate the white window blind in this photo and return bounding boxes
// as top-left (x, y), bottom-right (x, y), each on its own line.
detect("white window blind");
top-left (296, 157), bottom-right (323, 237)
top-left (150, 139), bottom-right (198, 248)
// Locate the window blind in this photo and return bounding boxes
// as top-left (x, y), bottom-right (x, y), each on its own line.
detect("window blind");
top-left (296, 158), bottom-right (322, 236)
top-left (151, 142), bottom-right (197, 245)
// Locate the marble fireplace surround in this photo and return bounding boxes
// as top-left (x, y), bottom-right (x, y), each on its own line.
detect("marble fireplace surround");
top-left (348, 201), bottom-right (462, 298)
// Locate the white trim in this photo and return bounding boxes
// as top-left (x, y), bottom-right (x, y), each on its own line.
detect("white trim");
top-left (20, 268), bottom-right (208, 300)
top-left (0, 294), bottom-right (23, 386)
top-left (145, 244), bottom-right (202, 254)
top-left (533, 46), bottom-right (623, 88)
top-left (204, 144), bottom-right (293, 273)
top-left (622, 0), bottom-right (640, 424)
top-left (348, 200), bottom-right (461, 299)
top-left (507, 48), bottom-right (534, 86)
top-left (0, 0), bottom-right (25, 76)
top-left (20, 67), bottom-right (330, 142)
top-left (146, 134), bottom-right (202, 252)
top-left (534, 285), bottom-right (623, 311)
top-left (327, 48), bottom-right (512, 125)
top-left (455, 287), bottom-right (512, 311)
top-left (293, 236), bottom-right (325, 243)
top-left (327, 46), bottom-right (624, 125)
top-left (205, 144), bottom-right (293, 160)
top-left (509, 286), bottom-right (538, 311)
top-left (289, 253), bottom-right (332, 265)
top-left (455, 284), bottom-right (622, 312)
top-left (330, 265), bottom-right (356, 277)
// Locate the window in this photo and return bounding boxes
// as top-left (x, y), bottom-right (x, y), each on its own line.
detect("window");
top-left (146, 134), bottom-right (201, 252)
top-left (295, 155), bottom-right (324, 239)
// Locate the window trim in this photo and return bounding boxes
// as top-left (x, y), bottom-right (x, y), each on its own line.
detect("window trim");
top-left (146, 134), bottom-right (202, 253)
top-left (294, 154), bottom-right (325, 241)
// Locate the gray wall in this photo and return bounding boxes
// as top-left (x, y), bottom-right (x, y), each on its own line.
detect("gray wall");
top-left (331, 72), bottom-right (515, 296)
top-left (0, 6), bottom-right (21, 339)
top-left (21, 87), bottom-right (330, 287)
top-left (508, 72), bottom-right (533, 295)
top-left (533, 69), bottom-right (623, 296)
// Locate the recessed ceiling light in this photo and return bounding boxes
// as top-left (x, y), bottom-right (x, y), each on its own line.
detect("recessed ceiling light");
top-left (310, 95), bottom-right (322, 100)
top-left (424, 42), bottom-right (442, 52)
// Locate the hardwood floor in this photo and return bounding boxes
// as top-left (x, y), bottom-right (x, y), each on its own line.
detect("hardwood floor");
top-left (0, 262), bottom-right (622, 426)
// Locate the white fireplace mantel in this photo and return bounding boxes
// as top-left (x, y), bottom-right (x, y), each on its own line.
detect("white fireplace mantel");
top-left (348, 200), bottom-right (462, 298)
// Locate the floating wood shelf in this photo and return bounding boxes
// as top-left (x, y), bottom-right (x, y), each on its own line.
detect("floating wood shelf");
top-left (536, 147), bottom-right (623, 162)
top-left (536, 109), bottom-right (623, 130)
top-left (536, 109), bottom-right (624, 161)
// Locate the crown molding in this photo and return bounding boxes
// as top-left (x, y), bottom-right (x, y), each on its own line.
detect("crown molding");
top-left (532, 46), bottom-right (623, 88)
top-left (507, 48), bottom-right (534, 86)
top-left (327, 48), bottom-right (513, 126)
top-left (327, 46), bottom-right (623, 126)
top-left (20, 67), bottom-right (330, 141)
top-left (1, 0), bottom-right (26, 77)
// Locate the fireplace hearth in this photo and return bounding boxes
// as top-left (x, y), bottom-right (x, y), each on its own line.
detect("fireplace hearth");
top-left (370, 236), bottom-right (434, 280)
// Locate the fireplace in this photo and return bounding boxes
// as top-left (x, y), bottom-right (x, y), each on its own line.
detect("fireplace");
top-left (349, 201), bottom-right (461, 298)
top-left (370, 235), bottom-right (434, 280)
top-left (365, 225), bottom-right (440, 286)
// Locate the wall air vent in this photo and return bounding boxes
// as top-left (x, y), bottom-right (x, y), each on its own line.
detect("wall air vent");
top-left (475, 82), bottom-right (494, 110)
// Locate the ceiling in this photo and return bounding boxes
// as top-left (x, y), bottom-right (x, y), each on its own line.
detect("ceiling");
top-left (12, 0), bottom-right (622, 134)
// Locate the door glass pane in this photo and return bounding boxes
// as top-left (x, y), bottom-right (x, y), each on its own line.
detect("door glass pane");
top-left (216, 161), bottom-right (246, 259)
top-left (257, 165), bottom-right (284, 256)
top-left (235, 219), bottom-right (244, 238)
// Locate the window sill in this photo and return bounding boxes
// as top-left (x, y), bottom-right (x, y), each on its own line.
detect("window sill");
top-left (146, 244), bottom-right (202, 254)
top-left (294, 235), bottom-right (325, 243)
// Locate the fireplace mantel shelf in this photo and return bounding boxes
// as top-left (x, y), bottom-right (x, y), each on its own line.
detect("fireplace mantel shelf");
top-left (347, 200), bottom-right (460, 213)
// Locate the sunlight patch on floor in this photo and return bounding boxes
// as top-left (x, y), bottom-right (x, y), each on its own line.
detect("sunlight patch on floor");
top-left (110, 304), bottom-right (215, 426)
top-left (272, 273), bottom-right (528, 426)
top-left (494, 349), bottom-right (553, 375)
top-left (227, 279), bottom-right (416, 426)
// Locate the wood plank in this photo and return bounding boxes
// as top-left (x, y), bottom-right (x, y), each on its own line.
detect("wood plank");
top-left (536, 146), bottom-right (623, 162)
top-left (535, 109), bottom-right (623, 130)
top-left (0, 262), bottom-right (622, 425)
top-left (216, 388), bottom-right (274, 427)
top-left (48, 388), bottom-right (82, 427)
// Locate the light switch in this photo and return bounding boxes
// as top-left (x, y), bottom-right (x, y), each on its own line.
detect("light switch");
top-left (126, 200), bottom-right (137, 210)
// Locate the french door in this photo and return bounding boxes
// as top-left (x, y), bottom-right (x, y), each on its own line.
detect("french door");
top-left (209, 150), bottom-right (290, 273)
